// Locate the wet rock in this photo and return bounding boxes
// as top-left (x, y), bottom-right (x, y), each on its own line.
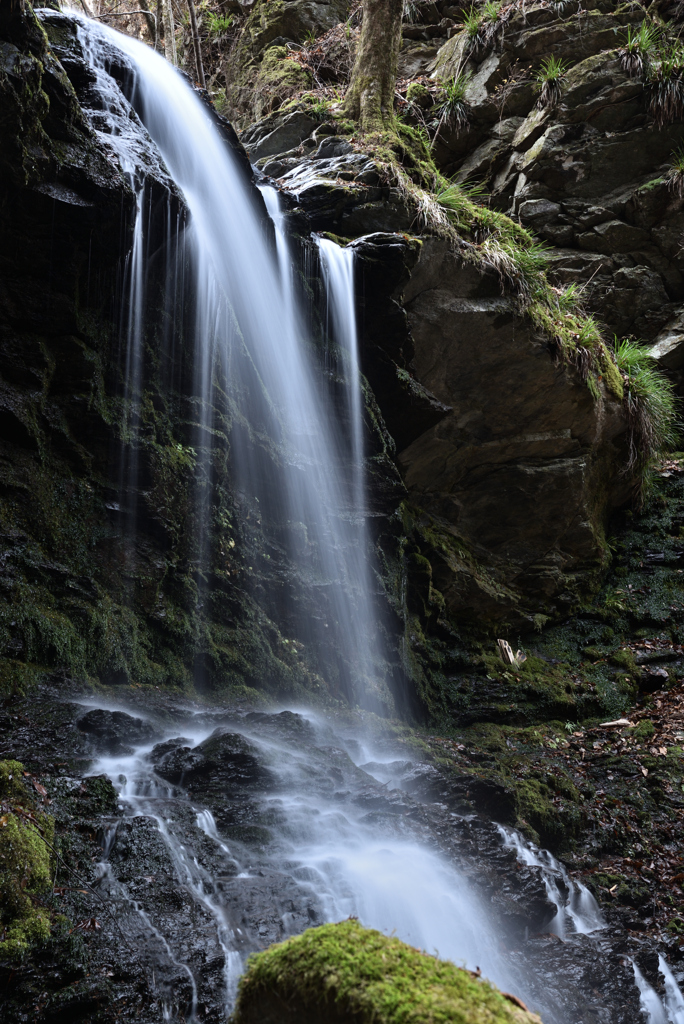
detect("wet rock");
top-left (351, 232), bottom-right (451, 452)
top-left (152, 743), bottom-right (207, 783)
top-left (241, 109), bottom-right (318, 161)
top-left (154, 729), bottom-right (273, 789)
top-left (401, 761), bottom-right (517, 821)
top-left (392, 237), bottom-right (630, 624)
top-left (76, 709), bottom-right (157, 754)
top-left (243, 709), bottom-right (317, 743)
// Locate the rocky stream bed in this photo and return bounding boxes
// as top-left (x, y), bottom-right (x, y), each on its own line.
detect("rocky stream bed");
top-left (6, 459), bottom-right (684, 1023)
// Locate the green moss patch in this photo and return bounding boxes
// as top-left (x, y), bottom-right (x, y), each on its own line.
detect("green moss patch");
top-left (232, 919), bottom-right (541, 1024)
top-left (0, 760), bottom-right (54, 960)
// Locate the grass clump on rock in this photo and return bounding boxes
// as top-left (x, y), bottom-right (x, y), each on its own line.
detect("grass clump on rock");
top-left (534, 55), bottom-right (569, 109)
top-left (0, 760), bottom-right (54, 960)
top-left (615, 339), bottom-right (679, 471)
top-left (231, 918), bottom-right (542, 1024)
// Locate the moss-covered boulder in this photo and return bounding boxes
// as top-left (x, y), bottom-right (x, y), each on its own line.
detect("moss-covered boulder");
top-left (232, 919), bottom-right (542, 1024)
top-left (0, 760), bottom-right (54, 960)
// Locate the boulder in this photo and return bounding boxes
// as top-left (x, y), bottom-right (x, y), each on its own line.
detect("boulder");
top-left (650, 315), bottom-right (684, 376)
top-left (239, 0), bottom-right (349, 57)
top-left (76, 709), bottom-right (157, 754)
top-left (231, 919), bottom-right (543, 1024)
top-left (152, 729), bottom-right (272, 789)
top-left (241, 109), bottom-right (319, 161)
top-left (352, 234), bottom-right (631, 625)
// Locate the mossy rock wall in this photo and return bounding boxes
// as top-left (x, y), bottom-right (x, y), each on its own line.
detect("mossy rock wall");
top-left (0, 760), bottom-right (54, 960)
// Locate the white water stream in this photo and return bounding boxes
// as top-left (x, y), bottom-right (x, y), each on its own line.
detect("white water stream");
top-left (499, 826), bottom-right (605, 938)
top-left (42, 10), bottom-right (684, 1023)
top-left (87, 708), bottom-right (525, 1019)
top-left (73, 9), bottom-right (386, 709)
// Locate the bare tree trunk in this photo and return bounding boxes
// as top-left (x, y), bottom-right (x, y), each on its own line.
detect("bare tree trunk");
top-left (343, 0), bottom-right (403, 130)
top-left (162, 0), bottom-right (176, 64)
top-left (156, 0), bottom-right (164, 51)
top-left (186, 0), bottom-right (205, 88)
top-left (138, 0), bottom-right (157, 45)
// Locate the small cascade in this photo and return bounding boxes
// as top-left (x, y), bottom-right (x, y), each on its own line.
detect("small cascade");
top-left (316, 238), bottom-right (365, 510)
top-left (499, 826), bottom-right (604, 936)
top-left (89, 723), bottom-right (244, 1018)
top-left (503, 826), bottom-right (684, 1023)
top-left (316, 235), bottom-right (382, 696)
top-left (659, 955), bottom-right (684, 1022)
top-left (635, 964), bottom-right (670, 1024)
top-left (86, 705), bottom-right (528, 1020)
top-left (633, 959), bottom-right (684, 1024)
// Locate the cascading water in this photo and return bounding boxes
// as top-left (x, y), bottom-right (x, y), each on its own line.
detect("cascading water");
top-left (37, 10), bottom-right (684, 1024)
top-left (72, 11), bottom-right (390, 710)
top-left (84, 703), bottom-right (526, 1020)
top-left (316, 239), bottom-right (365, 514)
top-left (499, 826), bottom-right (605, 938)
top-left (634, 959), bottom-right (684, 1024)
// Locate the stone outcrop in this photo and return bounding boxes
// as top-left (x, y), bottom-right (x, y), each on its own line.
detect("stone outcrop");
top-left (241, 108), bottom-right (632, 626)
top-left (239, 0), bottom-right (349, 56)
top-left (419, 1), bottom-right (684, 379)
top-left (394, 238), bottom-right (630, 624)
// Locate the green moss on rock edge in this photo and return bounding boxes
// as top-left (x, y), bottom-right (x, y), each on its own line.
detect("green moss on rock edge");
top-left (231, 919), bottom-right (542, 1024)
top-left (0, 760), bottom-right (54, 960)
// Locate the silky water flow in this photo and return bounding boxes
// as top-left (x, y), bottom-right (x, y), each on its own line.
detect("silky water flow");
top-left (39, 9), bottom-right (684, 1022)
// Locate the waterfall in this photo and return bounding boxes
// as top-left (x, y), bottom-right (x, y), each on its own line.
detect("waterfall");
top-left (36, 11), bottom-right (684, 1024)
top-left (316, 239), bottom-right (365, 515)
top-left (71, 11), bottom-right (390, 710)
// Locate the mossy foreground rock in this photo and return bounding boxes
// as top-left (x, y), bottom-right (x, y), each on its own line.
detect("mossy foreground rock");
top-left (232, 919), bottom-right (542, 1024)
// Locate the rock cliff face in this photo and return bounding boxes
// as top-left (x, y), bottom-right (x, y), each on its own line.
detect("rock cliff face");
top-left (392, 238), bottom-right (630, 625)
top-left (420, 1), bottom-right (684, 373)
top-left (240, 108), bottom-right (632, 629)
